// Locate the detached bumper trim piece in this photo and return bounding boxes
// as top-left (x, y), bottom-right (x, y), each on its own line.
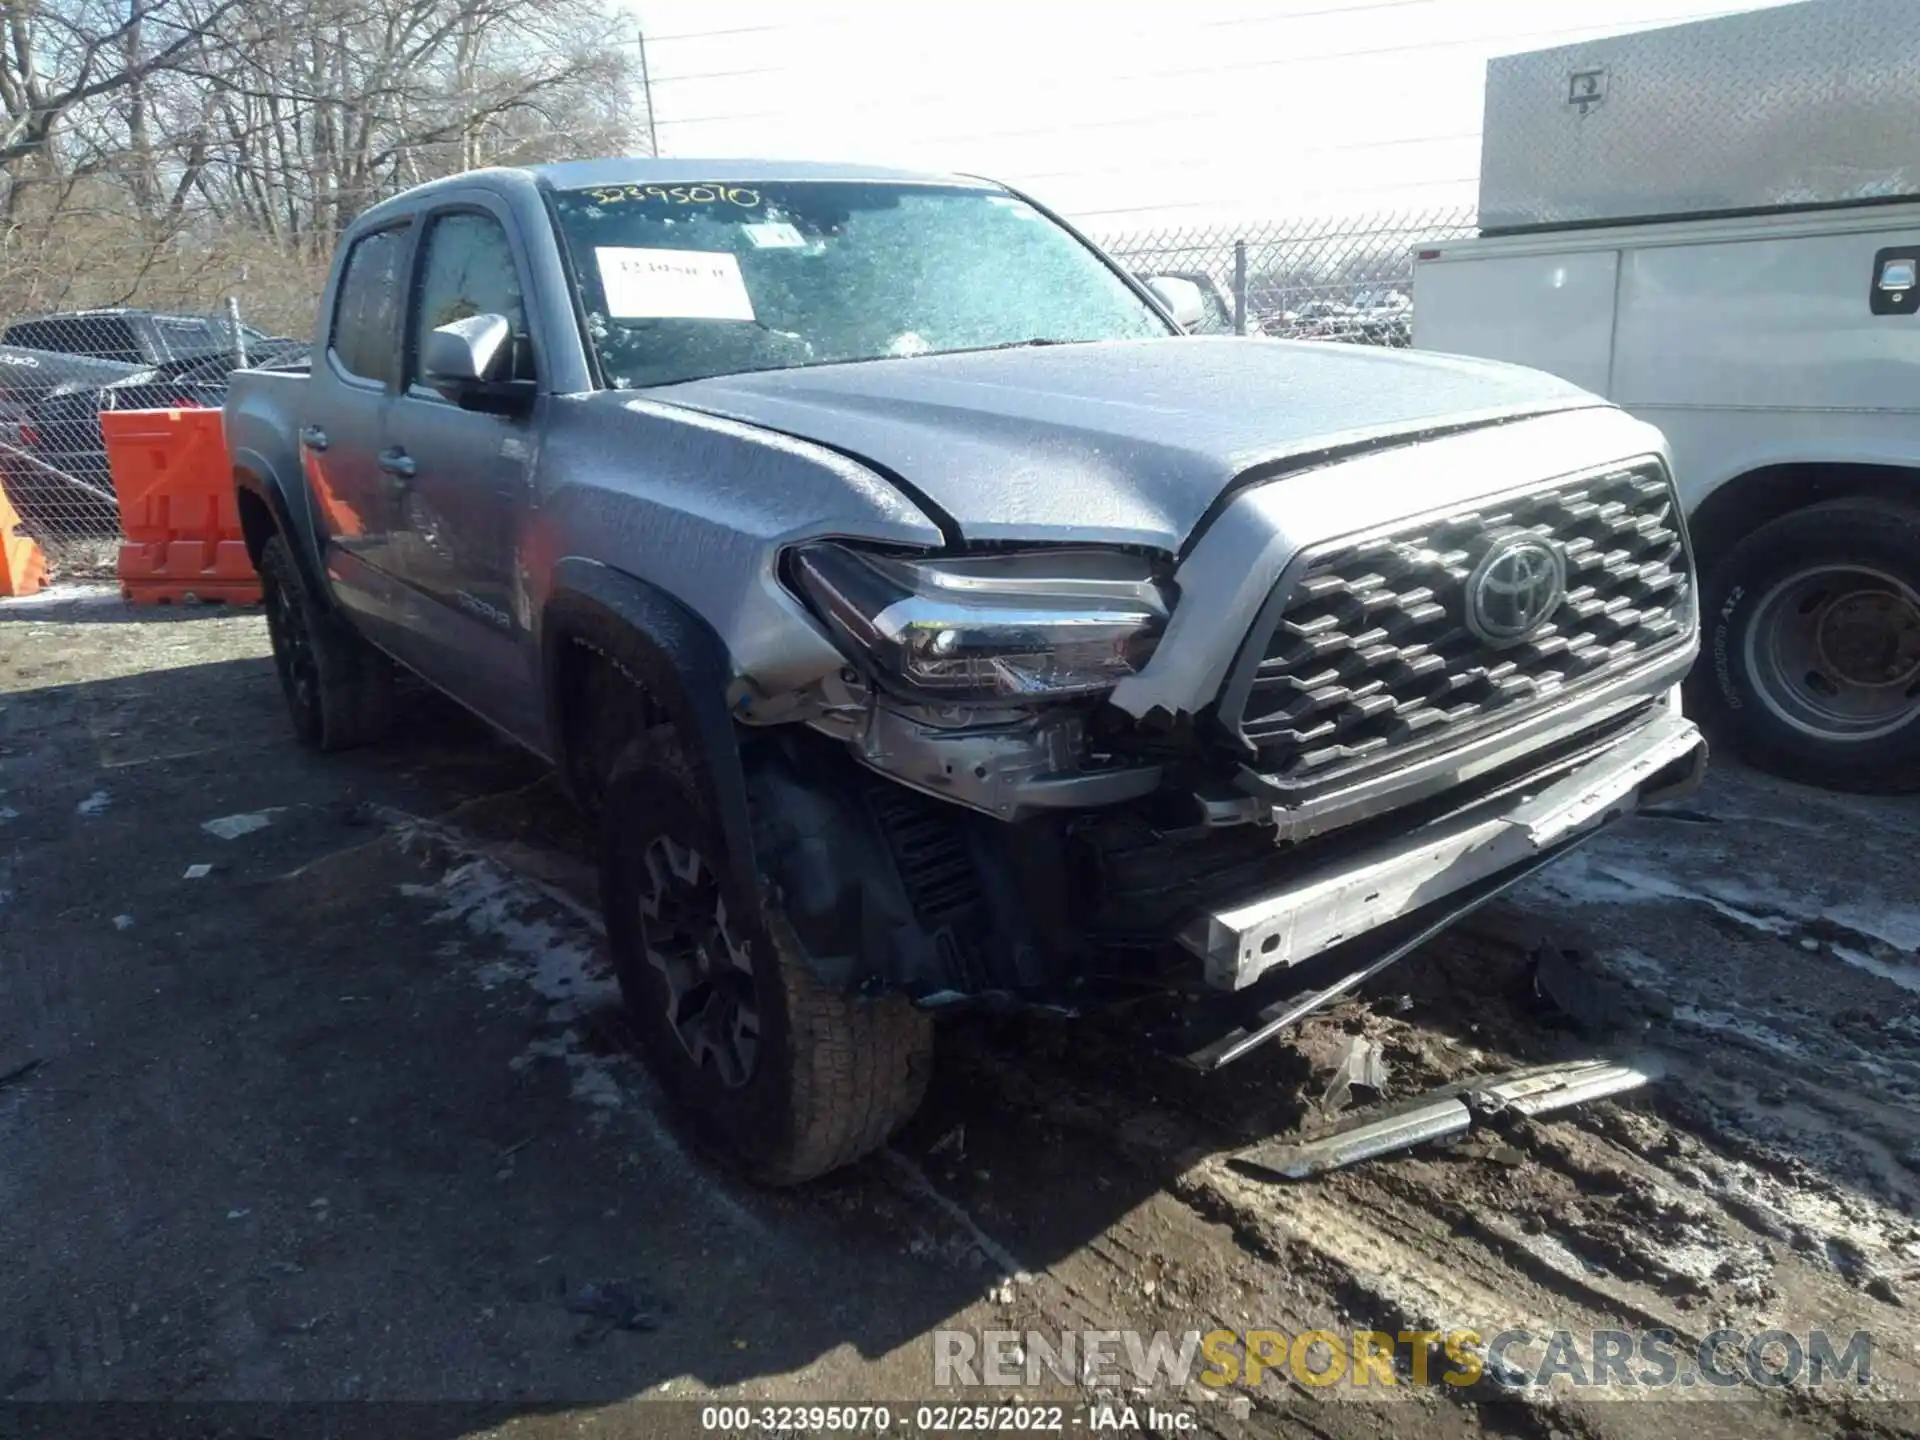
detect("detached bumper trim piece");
top-left (1178, 708), bottom-right (1705, 991)
top-left (1231, 1055), bottom-right (1666, 1180)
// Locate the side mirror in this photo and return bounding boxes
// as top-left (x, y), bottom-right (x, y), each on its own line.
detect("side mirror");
top-left (422, 313), bottom-right (535, 416)
top-left (1143, 275), bottom-right (1207, 332)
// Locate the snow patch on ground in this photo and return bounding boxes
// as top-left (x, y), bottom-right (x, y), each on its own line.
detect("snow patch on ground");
top-left (1829, 945), bottom-right (1920, 997)
top-left (1530, 851), bottom-right (1795, 936)
top-left (1672, 1004), bottom-right (1899, 1083)
top-left (399, 858), bottom-right (619, 1024)
top-left (1673, 1138), bottom-right (1916, 1269)
top-left (394, 846), bottom-right (766, 1237)
top-left (75, 790), bottom-right (110, 817)
top-left (399, 856), bottom-right (640, 1135)
top-left (1826, 904), bottom-right (1920, 956)
top-left (1530, 843), bottom-right (1920, 994)
top-left (511, 1032), bottom-right (626, 1109)
top-left (202, 808), bottom-right (283, 840)
top-left (1672, 1004), bottom-right (1814, 1063)
top-left (0, 584), bottom-right (120, 609)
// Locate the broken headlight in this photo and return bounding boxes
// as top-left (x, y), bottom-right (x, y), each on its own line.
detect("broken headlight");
top-left (787, 543), bottom-right (1169, 702)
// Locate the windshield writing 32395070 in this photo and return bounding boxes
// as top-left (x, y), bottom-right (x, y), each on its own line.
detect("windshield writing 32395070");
top-left (583, 183), bottom-right (761, 208)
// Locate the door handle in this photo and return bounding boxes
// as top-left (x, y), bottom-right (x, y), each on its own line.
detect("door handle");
top-left (299, 426), bottom-right (329, 452)
top-left (378, 448), bottom-right (417, 481)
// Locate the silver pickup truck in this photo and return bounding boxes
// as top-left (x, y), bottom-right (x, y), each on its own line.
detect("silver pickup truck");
top-left (225, 158), bottom-right (1706, 1183)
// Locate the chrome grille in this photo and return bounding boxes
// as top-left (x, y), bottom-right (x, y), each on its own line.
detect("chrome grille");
top-left (1231, 464), bottom-right (1691, 782)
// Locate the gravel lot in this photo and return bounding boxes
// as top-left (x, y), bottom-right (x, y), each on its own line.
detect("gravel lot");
top-left (3, 589), bottom-right (1918, 1438)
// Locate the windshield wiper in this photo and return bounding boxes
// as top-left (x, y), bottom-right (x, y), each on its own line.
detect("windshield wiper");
top-left (911, 337), bottom-right (1081, 359)
top-left (975, 337), bottom-right (1072, 351)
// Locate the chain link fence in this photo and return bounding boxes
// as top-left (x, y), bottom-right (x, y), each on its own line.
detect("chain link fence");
top-left (1100, 205), bottom-right (1479, 344)
top-left (0, 307), bottom-right (312, 577)
top-left (1, 204), bottom-right (1480, 580)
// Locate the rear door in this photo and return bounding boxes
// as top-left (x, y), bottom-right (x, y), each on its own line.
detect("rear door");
top-left (302, 222), bottom-right (414, 642)
top-left (381, 198), bottom-right (544, 742)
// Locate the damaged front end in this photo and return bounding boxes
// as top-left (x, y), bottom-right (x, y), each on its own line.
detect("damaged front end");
top-left (734, 447), bottom-right (1708, 1067)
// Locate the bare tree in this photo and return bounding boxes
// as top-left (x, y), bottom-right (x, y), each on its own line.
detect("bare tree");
top-left (0, 0), bottom-right (643, 329)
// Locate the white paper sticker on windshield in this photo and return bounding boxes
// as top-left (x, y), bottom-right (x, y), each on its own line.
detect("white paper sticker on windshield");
top-left (743, 221), bottom-right (806, 250)
top-left (594, 247), bottom-right (755, 321)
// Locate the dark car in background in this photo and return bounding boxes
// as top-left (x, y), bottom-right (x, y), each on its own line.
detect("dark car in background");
top-left (2, 309), bottom-right (276, 367)
top-left (0, 314), bottom-right (305, 536)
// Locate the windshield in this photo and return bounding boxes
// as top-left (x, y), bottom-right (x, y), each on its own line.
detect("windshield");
top-left (548, 180), bottom-right (1171, 389)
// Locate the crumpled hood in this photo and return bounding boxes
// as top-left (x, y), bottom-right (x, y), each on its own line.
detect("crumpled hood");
top-left (648, 336), bottom-right (1602, 551)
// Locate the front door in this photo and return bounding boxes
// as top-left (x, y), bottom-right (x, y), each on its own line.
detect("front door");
top-left (383, 201), bottom-right (544, 743)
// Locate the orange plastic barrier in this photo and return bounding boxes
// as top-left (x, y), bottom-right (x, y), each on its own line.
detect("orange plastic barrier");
top-left (0, 473), bottom-right (49, 597)
top-left (100, 408), bottom-right (260, 605)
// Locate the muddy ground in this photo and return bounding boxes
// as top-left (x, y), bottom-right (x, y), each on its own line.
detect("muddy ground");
top-left (2, 589), bottom-right (1918, 1438)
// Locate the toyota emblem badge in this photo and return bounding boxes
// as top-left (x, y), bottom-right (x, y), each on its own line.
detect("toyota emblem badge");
top-left (1464, 534), bottom-right (1567, 647)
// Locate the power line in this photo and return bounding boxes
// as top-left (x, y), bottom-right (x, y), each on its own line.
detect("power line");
top-left (1072, 177), bottom-right (1478, 223)
top-left (644, 0), bottom-right (1446, 85)
top-left (1009, 131), bottom-right (1481, 187)
top-left (647, 64), bottom-right (787, 87)
top-left (910, 96), bottom-right (1479, 151)
top-left (639, 23), bottom-right (784, 44)
top-left (1194, 0), bottom-right (1442, 31)
top-left (653, 6), bottom-right (1751, 130)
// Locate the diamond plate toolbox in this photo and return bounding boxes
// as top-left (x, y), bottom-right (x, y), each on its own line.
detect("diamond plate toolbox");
top-left (1478, 0), bottom-right (1920, 233)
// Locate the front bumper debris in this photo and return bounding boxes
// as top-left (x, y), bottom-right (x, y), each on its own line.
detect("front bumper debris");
top-left (1178, 706), bottom-right (1706, 992)
top-left (1229, 1054), bottom-right (1666, 1180)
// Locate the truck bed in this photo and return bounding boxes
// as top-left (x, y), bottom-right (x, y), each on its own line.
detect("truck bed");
top-left (222, 367), bottom-right (310, 519)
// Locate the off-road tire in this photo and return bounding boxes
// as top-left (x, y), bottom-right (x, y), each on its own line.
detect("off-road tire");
top-left (600, 747), bottom-right (932, 1185)
top-left (1689, 499), bottom-right (1920, 793)
top-left (259, 535), bottom-right (395, 752)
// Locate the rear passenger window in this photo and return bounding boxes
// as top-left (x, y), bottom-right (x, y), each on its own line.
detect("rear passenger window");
top-left (330, 228), bottom-right (407, 385)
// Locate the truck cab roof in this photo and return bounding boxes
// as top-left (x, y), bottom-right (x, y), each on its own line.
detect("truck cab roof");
top-left (527, 157), bottom-right (995, 190)
top-left (350, 157), bottom-right (1003, 232)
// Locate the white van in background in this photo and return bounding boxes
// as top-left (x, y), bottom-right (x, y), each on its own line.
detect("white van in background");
top-left (1414, 0), bottom-right (1920, 793)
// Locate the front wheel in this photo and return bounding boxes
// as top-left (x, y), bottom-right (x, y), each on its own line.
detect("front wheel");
top-left (600, 754), bottom-right (933, 1184)
top-left (1692, 499), bottom-right (1920, 793)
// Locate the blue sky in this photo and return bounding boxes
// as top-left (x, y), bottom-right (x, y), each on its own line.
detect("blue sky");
top-left (618, 0), bottom-right (1806, 232)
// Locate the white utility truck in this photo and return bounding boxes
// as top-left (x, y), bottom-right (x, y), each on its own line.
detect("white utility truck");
top-left (1414, 0), bottom-right (1920, 793)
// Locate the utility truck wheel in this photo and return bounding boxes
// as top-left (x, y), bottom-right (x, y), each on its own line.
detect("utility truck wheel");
top-left (259, 535), bottom-right (395, 752)
top-left (1692, 499), bottom-right (1920, 793)
top-left (600, 753), bottom-right (933, 1184)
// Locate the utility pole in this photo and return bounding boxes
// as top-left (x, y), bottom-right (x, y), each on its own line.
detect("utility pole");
top-left (636, 26), bottom-right (660, 156)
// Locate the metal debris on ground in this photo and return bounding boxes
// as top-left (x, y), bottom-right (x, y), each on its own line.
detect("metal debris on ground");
top-left (1318, 1034), bottom-right (1389, 1116)
top-left (1531, 940), bottom-right (1663, 1039)
top-left (561, 1277), bottom-right (668, 1340)
top-left (1230, 1055), bottom-right (1665, 1181)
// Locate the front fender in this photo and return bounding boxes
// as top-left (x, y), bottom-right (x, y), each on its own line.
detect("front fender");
top-left (541, 556), bottom-right (759, 901)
